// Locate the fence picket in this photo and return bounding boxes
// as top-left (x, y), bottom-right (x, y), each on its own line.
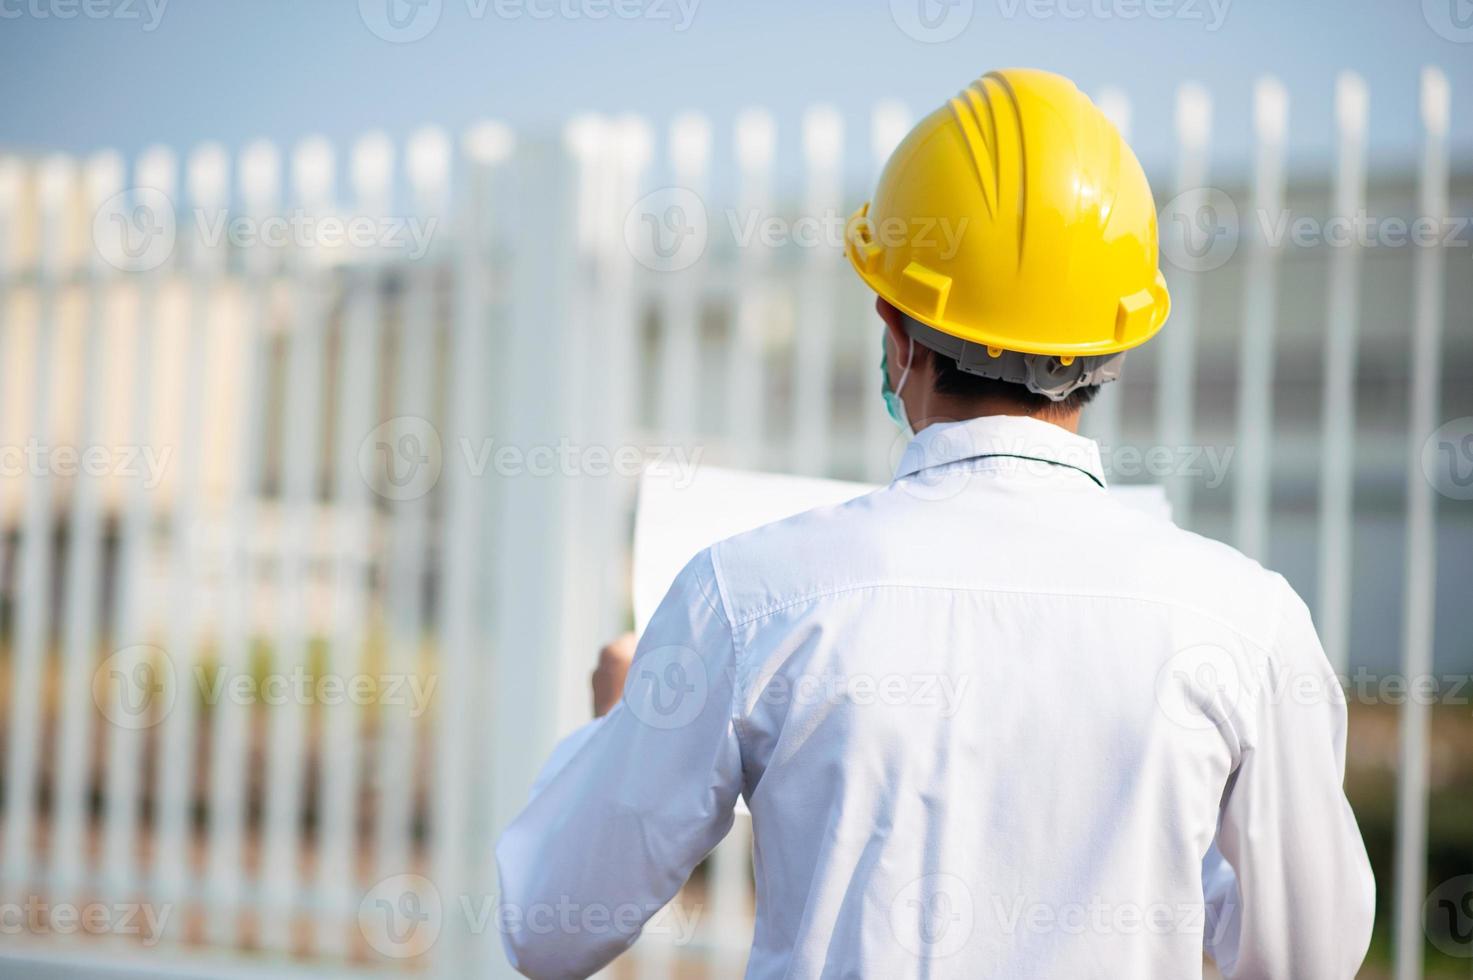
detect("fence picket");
top-left (202, 139), bottom-right (279, 946)
top-left (2, 155), bottom-right (76, 896)
top-left (791, 105), bottom-right (842, 476)
top-left (1232, 79), bottom-right (1288, 559)
top-left (49, 151), bottom-right (125, 901)
top-left (1316, 73), bottom-right (1369, 676)
top-left (1159, 83), bottom-right (1211, 526)
top-left (99, 145), bottom-right (177, 905)
top-left (311, 131), bottom-right (393, 959)
top-left (728, 109), bottom-right (775, 470)
top-left (1086, 88), bottom-right (1130, 458)
top-left (1392, 65), bottom-right (1450, 980)
top-left (862, 100), bottom-right (911, 480)
top-left (371, 127), bottom-right (449, 893)
top-left (259, 135), bottom-right (336, 952)
top-left (656, 113), bottom-right (711, 444)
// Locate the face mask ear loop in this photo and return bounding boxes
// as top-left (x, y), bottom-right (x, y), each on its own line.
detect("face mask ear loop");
top-left (895, 334), bottom-right (915, 396)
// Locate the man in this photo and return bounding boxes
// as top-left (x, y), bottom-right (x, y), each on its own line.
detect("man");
top-left (497, 68), bottom-right (1374, 978)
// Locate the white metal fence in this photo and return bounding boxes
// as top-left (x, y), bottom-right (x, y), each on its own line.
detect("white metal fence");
top-left (0, 66), bottom-right (1464, 979)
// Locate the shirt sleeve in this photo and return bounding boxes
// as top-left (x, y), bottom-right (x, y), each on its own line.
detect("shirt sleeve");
top-left (495, 549), bottom-right (743, 979)
top-left (1204, 582), bottom-right (1376, 979)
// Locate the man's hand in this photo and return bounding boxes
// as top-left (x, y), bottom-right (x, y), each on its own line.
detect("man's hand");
top-left (591, 632), bottom-right (636, 717)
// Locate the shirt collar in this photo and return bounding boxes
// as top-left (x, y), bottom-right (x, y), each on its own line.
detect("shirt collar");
top-left (892, 414), bottom-right (1107, 489)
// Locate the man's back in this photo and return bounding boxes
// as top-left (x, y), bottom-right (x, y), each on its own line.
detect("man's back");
top-left (497, 415), bottom-right (1374, 979)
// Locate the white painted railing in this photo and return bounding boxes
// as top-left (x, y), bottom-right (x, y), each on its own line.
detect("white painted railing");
top-left (0, 67), bottom-right (1461, 980)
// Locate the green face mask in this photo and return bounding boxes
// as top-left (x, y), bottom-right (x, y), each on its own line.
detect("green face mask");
top-left (881, 332), bottom-right (915, 437)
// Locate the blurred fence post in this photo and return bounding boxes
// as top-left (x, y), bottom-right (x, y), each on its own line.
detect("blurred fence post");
top-left (1085, 88), bottom-right (1130, 460)
top-left (50, 151), bottom-right (124, 901)
top-left (310, 130), bottom-right (394, 958)
top-left (153, 141), bottom-right (230, 937)
top-left (1316, 72), bottom-right (1368, 676)
top-left (2, 154), bottom-right (75, 897)
top-left (259, 135), bottom-right (337, 951)
top-left (429, 119), bottom-right (514, 978)
top-left (372, 127), bottom-right (451, 897)
top-left (656, 112), bottom-right (711, 444)
top-left (1393, 65), bottom-right (1449, 980)
top-left (792, 105), bottom-right (843, 477)
top-left (1232, 79), bottom-right (1287, 560)
top-left (99, 144), bottom-right (176, 906)
top-left (728, 109), bottom-right (775, 470)
top-left (1158, 83), bottom-right (1210, 527)
top-left (487, 136), bottom-right (576, 979)
top-left (203, 138), bottom-right (279, 946)
top-left (862, 100), bottom-right (911, 481)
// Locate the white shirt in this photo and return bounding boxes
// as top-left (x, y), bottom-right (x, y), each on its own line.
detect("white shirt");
top-left (496, 415), bottom-right (1374, 980)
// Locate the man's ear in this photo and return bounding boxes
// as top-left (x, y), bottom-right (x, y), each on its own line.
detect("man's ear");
top-left (876, 297), bottom-right (911, 366)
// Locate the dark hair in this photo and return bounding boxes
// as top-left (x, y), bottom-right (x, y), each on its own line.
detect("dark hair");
top-left (928, 348), bottom-right (1101, 415)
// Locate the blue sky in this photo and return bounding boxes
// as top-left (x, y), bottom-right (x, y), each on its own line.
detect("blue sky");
top-left (1, 0), bottom-right (1468, 188)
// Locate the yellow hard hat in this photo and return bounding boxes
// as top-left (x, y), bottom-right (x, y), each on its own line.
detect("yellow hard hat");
top-left (846, 68), bottom-right (1170, 359)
